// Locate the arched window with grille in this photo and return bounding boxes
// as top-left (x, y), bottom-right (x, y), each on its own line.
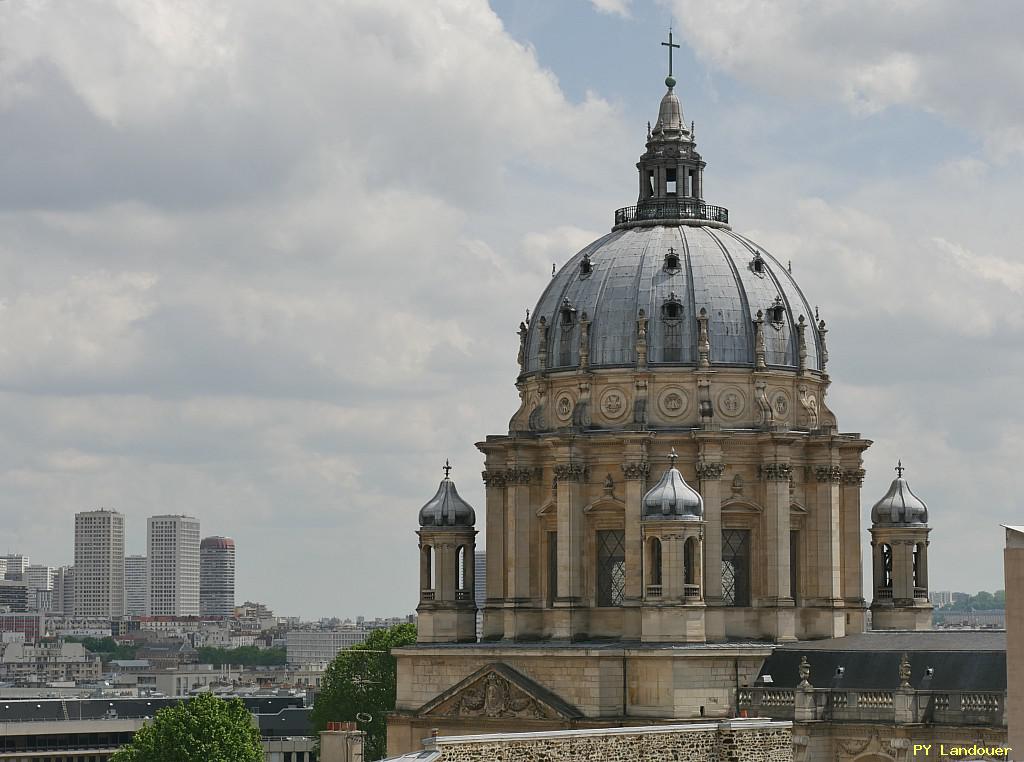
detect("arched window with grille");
top-left (661, 295), bottom-right (684, 362)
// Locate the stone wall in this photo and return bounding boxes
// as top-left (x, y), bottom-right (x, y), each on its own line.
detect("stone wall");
top-left (423, 720), bottom-right (792, 762)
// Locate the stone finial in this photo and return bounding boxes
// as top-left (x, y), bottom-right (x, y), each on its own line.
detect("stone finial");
top-left (753, 309), bottom-right (767, 370)
top-left (817, 317), bottom-right (829, 370)
top-left (579, 311), bottom-right (591, 369)
top-left (796, 315), bottom-right (808, 376)
top-left (697, 308), bottom-right (710, 369)
top-left (899, 653), bottom-right (911, 689)
top-left (537, 316), bottom-right (548, 372)
top-left (603, 473), bottom-right (614, 495)
top-left (636, 309), bottom-right (648, 369)
top-left (517, 321), bottom-right (528, 372)
top-left (798, 655), bottom-right (811, 688)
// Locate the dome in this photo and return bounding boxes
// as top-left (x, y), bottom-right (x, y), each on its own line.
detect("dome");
top-left (419, 464), bottom-right (476, 528)
top-left (870, 464), bottom-right (928, 526)
top-left (521, 226), bottom-right (822, 375)
top-left (643, 450), bottom-right (703, 519)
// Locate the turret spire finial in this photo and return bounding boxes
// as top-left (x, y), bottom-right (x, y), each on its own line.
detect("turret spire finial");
top-left (443, 459), bottom-right (453, 479)
top-left (895, 460), bottom-right (905, 478)
top-left (668, 448), bottom-right (679, 467)
top-left (661, 28), bottom-right (680, 82)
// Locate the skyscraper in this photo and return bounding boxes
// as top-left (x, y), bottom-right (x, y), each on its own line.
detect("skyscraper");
top-left (199, 536), bottom-right (235, 618)
top-left (1, 554), bottom-right (29, 581)
top-left (52, 566), bottom-right (74, 614)
top-left (24, 565), bottom-right (54, 611)
top-left (124, 555), bottom-right (148, 616)
top-left (74, 509), bottom-right (125, 617)
top-left (147, 515), bottom-right (200, 616)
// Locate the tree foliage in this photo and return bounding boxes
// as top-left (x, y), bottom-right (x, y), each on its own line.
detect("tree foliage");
top-left (110, 693), bottom-right (263, 762)
top-left (940, 590), bottom-right (1006, 611)
top-left (197, 645), bottom-right (286, 666)
top-left (64, 636), bottom-right (138, 660)
top-left (311, 623), bottom-right (417, 761)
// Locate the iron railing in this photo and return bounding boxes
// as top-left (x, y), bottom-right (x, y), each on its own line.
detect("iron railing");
top-left (614, 200), bottom-right (729, 227)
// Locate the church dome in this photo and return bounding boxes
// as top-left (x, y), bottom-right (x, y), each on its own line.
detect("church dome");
top-left (519, 71), bottom-right (823, 379)
top-left (870, 463), bottom-right (929, 526)
top-left (643, 450), bottom-right (703, 519)
top-left (419, 463), bottom-right (476, 528)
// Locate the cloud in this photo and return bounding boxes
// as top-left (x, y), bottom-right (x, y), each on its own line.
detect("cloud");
top-left (667, 0), bottom-right (1024, 156)
top-left (590, 0), bottom-right (633, 18)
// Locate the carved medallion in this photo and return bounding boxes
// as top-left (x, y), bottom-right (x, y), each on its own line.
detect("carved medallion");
top-left (717, 388), bottom-right (745, 419)
top-left (555, 393), bottom-right (574, 422)
top-left (658, 387), bottom-right (689, 418)
top-left (772, 391), bottom-right (790, 419)
top-left (600, 388), bottom-right (629, 420)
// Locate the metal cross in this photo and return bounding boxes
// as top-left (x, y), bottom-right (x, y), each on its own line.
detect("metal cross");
top-left (895, 460), bottom-right (905, 478)
top-left (443, 459), bottom-right (452, 479)
top-left (668, 448), bottom-right (679, 467)
top-left (662, 28), bottom-right (680, 77)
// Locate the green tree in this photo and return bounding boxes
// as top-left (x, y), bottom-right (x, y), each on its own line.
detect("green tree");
top-left (110, 693), bottom-right (262, 762)
top-left (311, 623), bottom-right (417, 761)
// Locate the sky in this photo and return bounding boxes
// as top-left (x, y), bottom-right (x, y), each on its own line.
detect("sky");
top-left (0, 0), bottom-right (1022, 619)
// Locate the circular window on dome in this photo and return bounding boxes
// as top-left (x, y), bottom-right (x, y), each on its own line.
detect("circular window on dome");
top-left (599, 388), bottom-right (630, 421)
top-left (717, 388), bottom-right (745, 419)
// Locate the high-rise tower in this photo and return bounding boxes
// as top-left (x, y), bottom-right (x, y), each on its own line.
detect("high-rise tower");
top-left (74, 509), bottom-right (125, 617)
top-left (199, 536), bottom-right (235, 618)
top-left (147, 515), bottom-right (200, 616)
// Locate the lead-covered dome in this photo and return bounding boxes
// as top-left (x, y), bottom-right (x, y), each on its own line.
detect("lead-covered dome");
top-left (522, 226), bottom-right (821, 375)
top-left (871, 464), bottom-right (928, 526)
top-left (519, 72), bottom-right (824, 379)
top-left (419, 464), bottom-right (476, 528)
top-left (643, 450), bottom-right (703, 519)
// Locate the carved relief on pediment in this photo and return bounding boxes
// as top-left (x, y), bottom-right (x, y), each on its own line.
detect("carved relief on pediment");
top-left (418, 663), bottom-right (580, 722)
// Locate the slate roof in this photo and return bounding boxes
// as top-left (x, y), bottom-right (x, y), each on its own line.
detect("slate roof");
top-left (759, 631), bottom-right (1006, 692)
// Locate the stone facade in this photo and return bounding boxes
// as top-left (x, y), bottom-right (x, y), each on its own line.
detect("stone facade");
top-left (389, 720), bottom-right (792, 762)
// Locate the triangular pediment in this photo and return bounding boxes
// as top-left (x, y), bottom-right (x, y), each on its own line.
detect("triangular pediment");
top-left (416, 662), bottom-right (582, 721)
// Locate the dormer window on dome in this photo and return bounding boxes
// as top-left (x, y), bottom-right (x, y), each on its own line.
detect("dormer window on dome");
top-left (751, 252), bottom-right (766, 276)
top-left (661, 292), bottom-right (684, 362)
top-left (580, 253), bottom-right (593, 277)
top-left (768, 296), bottom-right (786, 327)
top-left (664, 247), bottom-right (681, 273)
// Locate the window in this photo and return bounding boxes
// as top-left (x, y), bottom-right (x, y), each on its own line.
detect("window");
top-left (580, 254), bottom-right (593, 277)
top-left (721, 529), bottom-right (750, 607)
top-left (596, 530), bottom-right (625, 607)
top-left (666, 167), bottom-right (677, 196)
top-left (881, 543), bottom-right (893, 588)
top-left (662, 294), bottom-right (684, 362)
top-left (913, 543), bottom-right (924, 588)
top-left (768, 297), bottom-right (786, 326)
top-left (422, 546), bottom-right (433, 590)
top-left (558, 299), bottom-right (576, 367)
top-left (648, 538), bottom-right (662, 586)
top-left (790, 530), bottom-right (799, 603)
top-left (457, 546), bottom-right (466, 590)
top-left (547, 531), bottom-right (558, 605)
top-left (684, 536), bottom-right (697, 586)
top-left (664, 247), bottom-right (681, 272)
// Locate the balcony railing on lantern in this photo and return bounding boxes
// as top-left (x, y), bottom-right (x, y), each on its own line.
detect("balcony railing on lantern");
top-left (614, 200), bottom-right (729, 227)
top-left (455, 590), bottom-right (472, 602)
top-left (646, 584), bottom-right (663, 598)
top-left (683, 584), bottom-right (701, 600)
top-left (421, 589), bottom-right (435, 601)
top-left (914, 587), bottom-right (928, 599)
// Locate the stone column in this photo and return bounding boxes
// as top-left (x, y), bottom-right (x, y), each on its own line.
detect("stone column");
top-left (892, 540), bottom-right (914, 602)
top-left (840, 467), bottom-right (865, 605)
top-left (481, 470), bottom-right (507, 639)
top-left (761, 445), bottom-right (795, 641)
top-left (621, 435), bottom-right (651, 640)
top-left (505, 467), bottom-right (535, 602)
top-left (812, 463), bottom-right (842, 602)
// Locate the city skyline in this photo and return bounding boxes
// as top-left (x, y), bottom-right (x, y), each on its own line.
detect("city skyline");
top-left (0, 1), bottom-right (1021, 618)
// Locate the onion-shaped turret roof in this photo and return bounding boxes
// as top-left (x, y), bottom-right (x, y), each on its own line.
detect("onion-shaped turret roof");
top-left (870, 461), bottom-right (929, 526)
top-left (642, 449), bottom-right (703, 519)
top-left (418, 461), bottom-right (476, 528)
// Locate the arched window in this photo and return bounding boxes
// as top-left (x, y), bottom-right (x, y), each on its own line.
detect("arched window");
top-left (648, 537), bottom-right (663, 588)
top-left (422, 545), bottom-right (433, 591)
top-left (558, 299), bottom-right (576, 366)
top-left (661, 293), bottom-right (684, 362)
top-left (457, 545), bottom-right (466, 591)
top-left (580, 253), bottom-right (593, 277)
top-left (664, 247), bottom-right (681, 272)
top-left (913, 542), bottom-right (926, 590)
top-left (881, 543), bottom-right (893, 588)
top-left (684, 537), bottom-right (696, 586)
top-left (596, 530), bottom-right (625, 607)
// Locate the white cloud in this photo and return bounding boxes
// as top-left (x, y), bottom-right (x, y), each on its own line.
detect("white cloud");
top-left (667, 0), bottom-right (1024, 155)
top-left (590, 0), bottom-right (633, 17)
